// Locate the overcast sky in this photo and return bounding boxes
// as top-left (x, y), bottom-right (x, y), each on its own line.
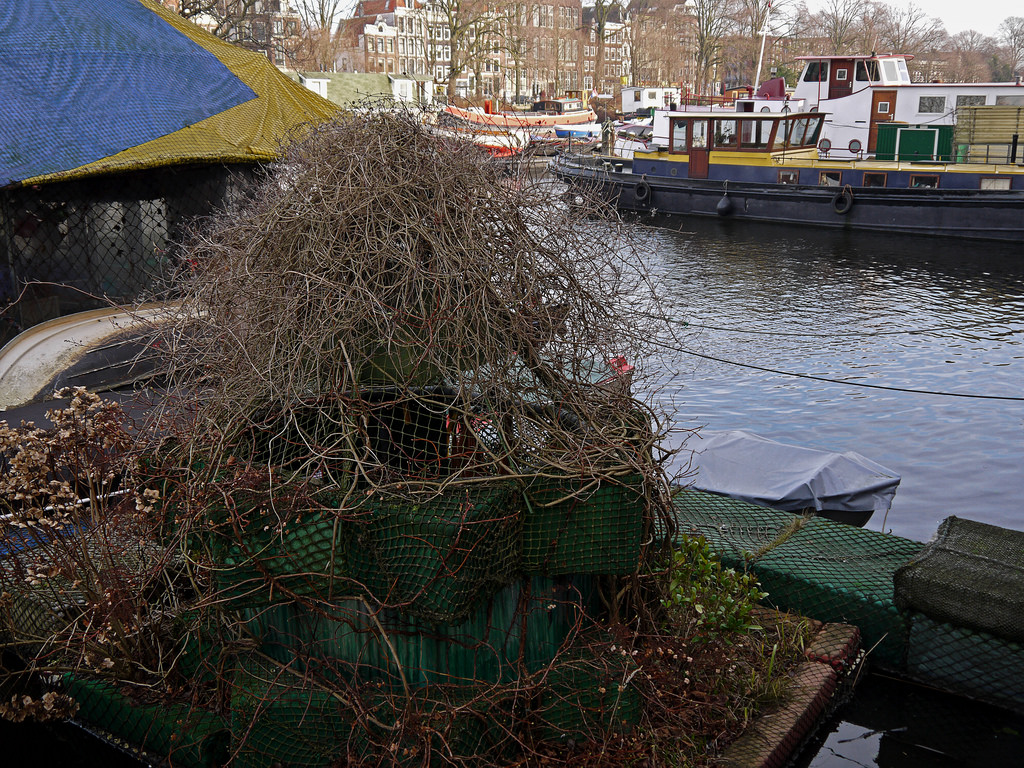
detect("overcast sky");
top-left (805, 1), bottom-right (1011, 39)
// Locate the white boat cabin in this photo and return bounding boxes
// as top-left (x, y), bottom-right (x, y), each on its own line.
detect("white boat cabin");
top-left (791, 54), bottom-right (1024, 158)
top-left (621, 86), bottom-right (682, 116)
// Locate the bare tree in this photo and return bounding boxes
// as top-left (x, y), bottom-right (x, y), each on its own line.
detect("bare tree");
top-left (176, 0), bottom-right (263, 42)
top-left (431, 0), bottom-right (500, 97)
top-left (999, 16), bottom-right (1024, 78)
top-left (690, 0), bottom-right (738, 96)
top-left (294, 0), bottom-right (348, 71)
top-left (499, 2), bottom-right (532, 103)
top-left (588, 0), bottom-right (624, 95)
top-left (877, 4), bottom-right (944, 55)
top-left (729, 0), bottom-right (798, 89)
top-left (948, 29), bottom-right (994, 82)
top-left (814, 0), bottom-right (864, 54)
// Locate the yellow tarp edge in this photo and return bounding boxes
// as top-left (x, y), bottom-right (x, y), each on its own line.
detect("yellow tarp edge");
top-left (19, 0), bottom-right (339, 187)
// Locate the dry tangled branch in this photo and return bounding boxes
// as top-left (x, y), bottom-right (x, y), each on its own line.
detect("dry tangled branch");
top-left (161, 105), bottom-right (675, 511)
top-left (1, 107), bottom-right (732, 767)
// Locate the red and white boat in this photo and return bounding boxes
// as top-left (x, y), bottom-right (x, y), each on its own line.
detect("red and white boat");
top-left (443, 97), bottom-right (597, 130)
top-left (429, 117), bottom-right (530, 158)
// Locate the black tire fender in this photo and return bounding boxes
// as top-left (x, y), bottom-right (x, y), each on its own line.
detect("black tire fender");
top-left (635, 179), bottom-right (652, 203)
top-left (832, 188), bottom-right (854, 215)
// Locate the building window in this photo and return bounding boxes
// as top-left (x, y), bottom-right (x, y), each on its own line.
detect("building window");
top-left (819, 171), bottom-right (841, 186)
top-left (910, 174), bottom-right (939, 188)
top-left (778, 170), bottom-right (799, 184)
top-left (273, 20), bottom-right (283, 35)
top-left (863, 172), bottom-right (887, 187)
top-left (918, 96), bottom-right (946, 113)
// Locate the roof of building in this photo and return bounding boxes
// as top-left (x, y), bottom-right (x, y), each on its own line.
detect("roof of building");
top-left (289, 72), bottom-right (396, 106)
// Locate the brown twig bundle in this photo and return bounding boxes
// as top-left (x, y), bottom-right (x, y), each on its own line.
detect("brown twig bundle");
top-left (162, 104), bottom-right (674, 508)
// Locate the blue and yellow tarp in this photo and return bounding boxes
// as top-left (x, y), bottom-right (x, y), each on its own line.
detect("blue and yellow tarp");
top-left (0, 0), bottom-right (339, 188)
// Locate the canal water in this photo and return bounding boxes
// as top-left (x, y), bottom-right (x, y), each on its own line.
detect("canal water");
top-left (634, 213), bottom-right (1024, 766)
top-left (637, 214), bottom-right (1024, 544)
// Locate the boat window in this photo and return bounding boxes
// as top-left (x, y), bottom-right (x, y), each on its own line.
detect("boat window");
top-left (836, 68), bottom-right (848, 81)
top-left (738, 119), bottom-right (771, 148)
top-left (910, 174), bottom-right (939, 188)
top-left (897, 59), bottom-right (911, 82)
top-left (778, 170), bottom-right (799, 184)
top-left (689, 119), bottom-right (709, 150)
top-left (856, 60), bottom-right (879, 82)
top-left (881, 59), bottom-right (899, 82)
top-left (803, 61), bottom-right (828, 82)
top-left (877, 101), bottom-right (891, 115)
top-left (786, 118), bottom-right (806, 146)
top-left (670, 118), bottom-right (688, 152)
top-left (786, 116), bottom-right (820, 147)
top-left (980, 177), bottom-right (1011, 190)
top-left (805, 117), bottom-right (824, 146)
top-left (918, 96), bottom-right (946, 114)
top-left (863, 172), bottom-right (887, 187)
top-left (957, 95), bottom-right (986, 107)
top-left (819, 171), bottom-right (841, 186)
top-left (713, 119), bottom-right (738, 147)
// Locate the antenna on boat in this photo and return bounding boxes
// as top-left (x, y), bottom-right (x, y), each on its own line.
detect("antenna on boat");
top-left (753, 1), bottom-right (772, 93)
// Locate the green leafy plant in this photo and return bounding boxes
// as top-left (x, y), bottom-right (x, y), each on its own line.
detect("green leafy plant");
top-left (662, 535), bottom-right (768, 644)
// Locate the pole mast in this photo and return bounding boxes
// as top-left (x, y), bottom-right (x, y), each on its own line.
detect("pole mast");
top-left (753, 1), bottom-right (772, 92)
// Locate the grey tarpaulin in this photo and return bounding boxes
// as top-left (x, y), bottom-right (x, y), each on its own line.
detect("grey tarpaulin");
top-left (687, 429), bottom-right (900, 520)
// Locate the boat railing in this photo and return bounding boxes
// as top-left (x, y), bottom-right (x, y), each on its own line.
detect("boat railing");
top-left (679, 93), bottom-right (735, 109)
top-left (955, 143), bottom-right (1021, 165)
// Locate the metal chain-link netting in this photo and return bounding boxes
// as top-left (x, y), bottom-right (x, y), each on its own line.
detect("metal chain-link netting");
top-left (1, 164), bottom-right (260, 345)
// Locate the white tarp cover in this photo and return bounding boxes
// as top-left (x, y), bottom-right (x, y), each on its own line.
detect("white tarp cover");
top-left (688, 429), bottom-right (900, 515)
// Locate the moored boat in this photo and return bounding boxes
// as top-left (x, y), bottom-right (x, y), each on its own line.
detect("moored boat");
top-left (443, 96), bottom-right (597, 129)
top-left (787, 53), bottom-right (1024, 160)
top-left (687, 429), bottom-right (901, 527)
top-left (552, 108), bottom-right (1024, 241)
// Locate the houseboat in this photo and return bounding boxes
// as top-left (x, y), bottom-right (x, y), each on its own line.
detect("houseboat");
top-left (442, 97), bottom-right (597, 130)
top-left (787, 53), bottom-right (1024, 159)
top-left (552, 109), bottom-right (1024, 241)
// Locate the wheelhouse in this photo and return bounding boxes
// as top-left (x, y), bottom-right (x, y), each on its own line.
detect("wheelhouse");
top-left (530, 97), bottom-right (586, 114)
top-left (662, 112), bottom-right (825, 154)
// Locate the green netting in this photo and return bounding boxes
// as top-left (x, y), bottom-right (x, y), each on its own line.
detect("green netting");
top-left (341, 481), bottom-right (521, 623)
top-left (532, 645), bottom-right (642, 744)
top-left (232, 575), bottom-right (599, 690)
top-left (64, 675), bottom-right (228, 768)
top-left (894, 516), bottom-right (1024, 643)
top-left (229, 654), bottom-right (371, 768)
top-left (672, 495), bottom-right (923, 670)
top-left (207, 507), bottom-right (347, 607)
top-left (522, 474), bottom-right (644, 575)
top-left (906, 612), bottom-right (1024, 714)
top-left (671, 488), bottom-right (802, 568)
top-left (748, 518), bottom-right (921, 669)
